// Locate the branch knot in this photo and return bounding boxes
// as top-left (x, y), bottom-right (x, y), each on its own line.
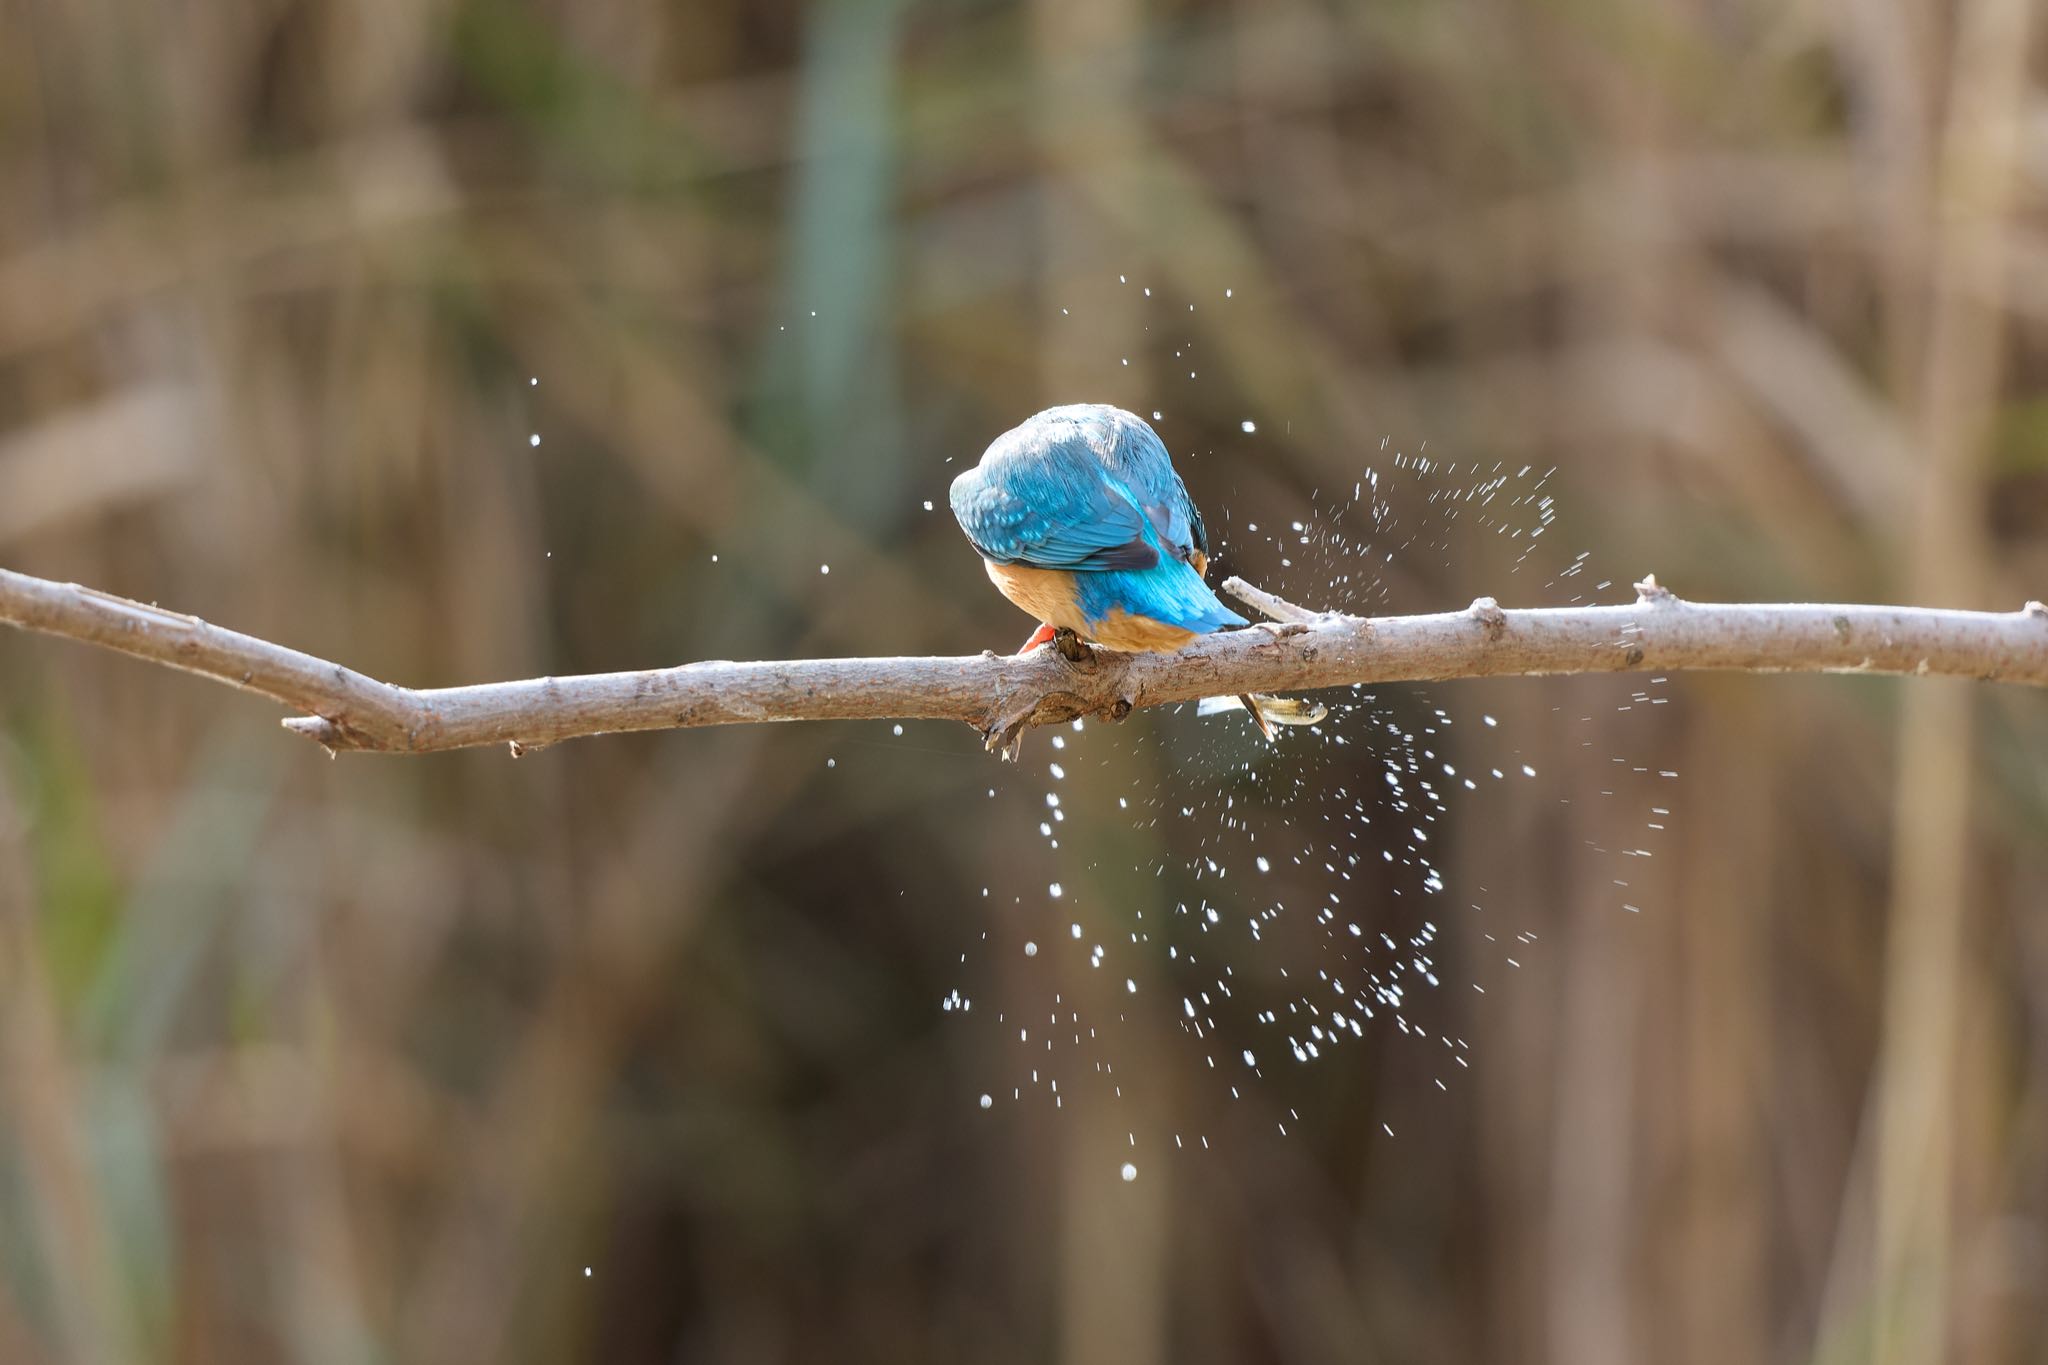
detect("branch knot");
top-left (1467, 596), bottom-right (1507, 639)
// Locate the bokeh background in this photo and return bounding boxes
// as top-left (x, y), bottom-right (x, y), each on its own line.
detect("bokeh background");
top-left (3, 1), bottom-right (2046, 1361)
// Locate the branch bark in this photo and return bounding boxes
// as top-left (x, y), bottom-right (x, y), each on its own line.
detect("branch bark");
top-left (3, 564), bottom-right (2044, 758)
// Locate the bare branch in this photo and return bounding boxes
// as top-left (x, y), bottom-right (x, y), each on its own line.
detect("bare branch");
top-left (4, 565), bottom-right (2045, 758)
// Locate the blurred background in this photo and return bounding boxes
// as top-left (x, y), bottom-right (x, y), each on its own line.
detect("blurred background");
top-left (2, 1), bottom-right (2046, 1361)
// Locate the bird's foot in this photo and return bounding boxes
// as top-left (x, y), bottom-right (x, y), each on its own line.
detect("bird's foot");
top-left (1017, 622), bottom-right (1057, 655)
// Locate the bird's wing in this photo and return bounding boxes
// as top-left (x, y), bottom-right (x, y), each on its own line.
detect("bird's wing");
top-left (950, 452), bottom-right (1160, 572)
top-left (1143, 471), bottom-right (1206, 563)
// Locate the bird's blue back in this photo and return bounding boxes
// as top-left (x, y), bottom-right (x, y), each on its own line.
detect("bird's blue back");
top-left (950, 405), bottom-right (1245, 636)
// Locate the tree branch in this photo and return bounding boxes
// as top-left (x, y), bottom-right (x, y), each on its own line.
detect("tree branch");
top-left (3, 564), bottom-right (2044, 758)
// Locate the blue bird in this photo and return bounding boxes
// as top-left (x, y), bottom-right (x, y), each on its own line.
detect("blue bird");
top-left (950, 405), bottom-right (1248, 656)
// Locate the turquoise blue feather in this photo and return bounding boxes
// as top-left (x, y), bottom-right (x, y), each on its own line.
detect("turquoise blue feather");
top-left (949, 405), bottom-right (1245, 636)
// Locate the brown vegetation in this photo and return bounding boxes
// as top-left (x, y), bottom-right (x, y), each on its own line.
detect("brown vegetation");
top-left (0, 2), bottom-right (2043, 1363)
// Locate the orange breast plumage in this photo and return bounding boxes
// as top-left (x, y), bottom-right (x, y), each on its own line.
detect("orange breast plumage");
top-left (984, 562), bottom-right (1089, 635)
top-left (982, 561), bottom-right (1199, 653)
top-left (1084, 609), bottom-right (1199, 653)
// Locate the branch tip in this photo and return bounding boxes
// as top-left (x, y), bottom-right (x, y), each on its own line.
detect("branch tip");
top-left (1222, 576), bottom-right (1320, 625)
top-left (282, 717), bottom-right (342, 759)
top-left (282, 714), bottom-right (359, 756)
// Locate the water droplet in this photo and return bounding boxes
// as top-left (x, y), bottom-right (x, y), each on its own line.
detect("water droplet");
top-left (979, 1094), bottom-right (993, 1110)
top-left (529, 434), bottom-right (540, 447)
top-left (1120, 1162), bottom-right (1137, 1182)
top-left (820, 564), bottom-right (831, 575)
top-left (1024, 942), bottom-right (1038, 957)
top-left (1240, 420), bottom-right (1256, 434)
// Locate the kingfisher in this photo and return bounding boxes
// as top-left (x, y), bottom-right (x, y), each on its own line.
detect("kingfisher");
top-left (951, 404), bottom-right (1322, 741)
top-left (950, 404), bottom-right (1246, 654)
